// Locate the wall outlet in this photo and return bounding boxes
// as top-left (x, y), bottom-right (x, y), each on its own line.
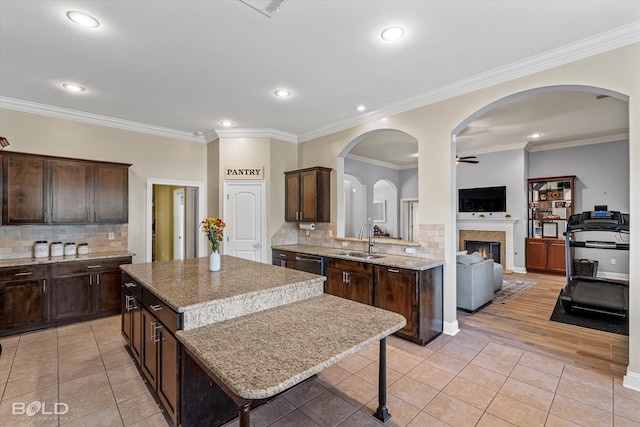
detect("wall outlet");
top-left (328, 230), bottom-right (333, 237)
top-left (108, 232), bottom-right (115, 240)
top-left (341, 241), bottom-right (348, 247)
top-left (405, 247), bottom-right (416, 254)
top-left (610, 258), bottom-right (616, 265)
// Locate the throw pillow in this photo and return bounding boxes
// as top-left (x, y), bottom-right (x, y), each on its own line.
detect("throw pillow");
top-left (456, 253), bottom-right (473, 265)
top-left (469, 251), bottom-right (485, 264)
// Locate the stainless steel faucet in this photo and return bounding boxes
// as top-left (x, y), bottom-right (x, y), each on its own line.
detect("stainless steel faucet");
top-left (358, 223), bottom-right (374, 254)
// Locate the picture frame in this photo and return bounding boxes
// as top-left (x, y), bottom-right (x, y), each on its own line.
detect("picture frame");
top-left (372, 200), bottom-right (386, 223)
top-left (555, 201), bottom-right (564, 208)
top-left (542, 221), bottom-right (558, 238)
top-left (539, 192), bottom-right (547, 201)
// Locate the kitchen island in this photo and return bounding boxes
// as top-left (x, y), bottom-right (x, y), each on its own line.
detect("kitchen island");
top-left (120, 256), bottom-right (406, 426)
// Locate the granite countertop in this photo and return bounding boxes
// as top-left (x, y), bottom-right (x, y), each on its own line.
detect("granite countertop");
top-left (0, 251), bottom-right (134, 268)
top-left (176, 293), bottom-right (406, 400)
top-left (272, 244), bottom-right (444, 271)
top-left (121, 256), bottom-right (326, 329)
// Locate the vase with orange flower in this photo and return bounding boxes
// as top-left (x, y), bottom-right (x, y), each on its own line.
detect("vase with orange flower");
top-left (201, 217), bottom-right (226, 271)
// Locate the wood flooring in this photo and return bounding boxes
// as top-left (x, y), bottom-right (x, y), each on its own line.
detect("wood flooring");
top-left (457, 272), bottom-right (629, 379)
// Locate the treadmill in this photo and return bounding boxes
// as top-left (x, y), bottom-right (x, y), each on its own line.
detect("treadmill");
top-left (560, 210), bottom-right (630, 318)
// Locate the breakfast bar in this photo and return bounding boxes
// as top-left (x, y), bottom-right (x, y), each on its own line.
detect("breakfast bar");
top-left (119, 256), bottom-right (405, 426)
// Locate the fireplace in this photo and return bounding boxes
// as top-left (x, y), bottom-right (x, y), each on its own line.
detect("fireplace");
top-left (465, 240), bottom-right (501, 264)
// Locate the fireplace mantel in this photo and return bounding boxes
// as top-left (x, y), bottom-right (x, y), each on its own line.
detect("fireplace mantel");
top-left (456, 218), bottom-right (517, 271)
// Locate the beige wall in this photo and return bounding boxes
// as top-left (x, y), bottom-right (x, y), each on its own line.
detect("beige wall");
top-left (0, 109), bottom-right (208, 263)
top-left (298, 43), bottom-right (640, 386)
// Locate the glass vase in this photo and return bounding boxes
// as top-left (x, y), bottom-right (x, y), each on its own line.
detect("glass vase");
top-left (209, 250), bottom-right (221, 272)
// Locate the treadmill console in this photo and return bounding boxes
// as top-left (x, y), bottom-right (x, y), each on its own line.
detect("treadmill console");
top-left (567, 210), bottom-right (629, 232)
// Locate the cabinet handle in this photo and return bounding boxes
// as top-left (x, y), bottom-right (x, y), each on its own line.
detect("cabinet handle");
top-left (150, 321), bottom-right (156, 343)
top-left (96, 274), bottom-right (100, 285)
top-left (43, 279), bottom-right (46, 293)
top-left (124, 282), bottom-right (137, 288)
top-left (87, 265), bottom-right (102, 269)
top-left (14, 272), bottom-right (33, 277)
top-left (150, 304), bottom-right (163, 312)
top-left (89, 275), bottom-right (92, 286)
top-left (387, 269), bottom-right (400, 273)
top-left (152, 322), bottom-right (163, 344)
top-left (125, 295), bottom-right (133, 311)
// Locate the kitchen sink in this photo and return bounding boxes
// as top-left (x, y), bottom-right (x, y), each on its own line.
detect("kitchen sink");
top-left (337, 252), bottom-right (384, 259)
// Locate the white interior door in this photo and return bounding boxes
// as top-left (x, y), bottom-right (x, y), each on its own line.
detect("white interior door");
top-left (224, 182), bottom-right (265, 262)
top-left (173, 188), bottom-right (185, 260)
top-left (401, 199), bottom-right (419, 241)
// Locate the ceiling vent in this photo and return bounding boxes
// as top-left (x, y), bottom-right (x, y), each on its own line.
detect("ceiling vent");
top-left (239, 0), bottom-right (285, 17)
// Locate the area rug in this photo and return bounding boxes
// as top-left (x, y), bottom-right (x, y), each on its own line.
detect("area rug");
top-left (493, 277), bottom-right (537, 304)
top-left (550, 290), bottom-right (628, 335)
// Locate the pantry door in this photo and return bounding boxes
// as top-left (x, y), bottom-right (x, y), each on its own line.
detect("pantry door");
top-left (223, 182), bottom-right (265, 262)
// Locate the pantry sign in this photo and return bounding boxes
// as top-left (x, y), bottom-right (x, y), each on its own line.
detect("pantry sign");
top-left (224, 165), bottom-right (264, 180)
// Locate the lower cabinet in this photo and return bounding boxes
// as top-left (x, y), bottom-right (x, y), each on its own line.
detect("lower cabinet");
top-left (375, 265), bottom-right (443, 345)
top-left (0, 264), bottom-right (49, 334)
top-left (525, 238), bottom-right (567, 274)
top-left (323, 256), bottom-right (443, 346)
top-left (121, 273), bottom-right (180, 425)
top-left (0, 256), bottom-right (131, 337)
top-left (325, 258), bottom-right (373, 305)
top-left (51, 257), bottom-right (132, 321)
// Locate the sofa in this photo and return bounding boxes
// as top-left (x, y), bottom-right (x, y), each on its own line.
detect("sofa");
top-left (456, 251), bottom-right (495, 312)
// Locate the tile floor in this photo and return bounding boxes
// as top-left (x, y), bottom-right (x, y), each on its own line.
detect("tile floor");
top-left (1, 315), bottom-right (639, 427)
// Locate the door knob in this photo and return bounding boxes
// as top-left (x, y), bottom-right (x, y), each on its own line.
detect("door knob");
top-left (253, 243), bottom-right (261, 248)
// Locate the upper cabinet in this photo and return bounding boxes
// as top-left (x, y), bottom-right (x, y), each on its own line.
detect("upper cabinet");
top-left (284, 166), bottom-right (331, 222)
top-left (527, 175), bottom-right (575, 238)
top-left (1, 152), bottom-right (130, 225)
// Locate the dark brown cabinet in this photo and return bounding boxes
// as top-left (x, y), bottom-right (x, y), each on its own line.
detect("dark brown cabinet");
top-left (525, 238), bottom-right (567, 274)
top-left (284, 167), bottom-right (331, 222)
top-left (0, 265), bottom-right (49, 333)
top-left (1, 153), bottom-right (49, 224)
top-left (325, 258), bottom-right (373, 305)
top-left (272, 249), bottom-right (296, 269)
top-left (1, 151), bottom-right (130, 225)
top-left (375, 265), bottom-right (443, 345)
top-left (122, 275), bottom-right (180, 425)
top-left (51, 258), bottom-right (131, 321)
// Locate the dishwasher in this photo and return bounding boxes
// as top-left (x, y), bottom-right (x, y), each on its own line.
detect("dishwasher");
top-left (293, 254), bottom-right (324, 275)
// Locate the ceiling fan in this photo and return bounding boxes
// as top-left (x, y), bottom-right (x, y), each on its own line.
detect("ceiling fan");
top-left (456, 155), bottom-right (479, 164)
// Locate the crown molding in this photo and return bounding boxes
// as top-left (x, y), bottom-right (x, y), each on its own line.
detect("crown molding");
top-left (0, 96), bottom-right (208, 144)
top-left (214, 128), bottom-right (298, 143)
top-left (346, 153), bottom-right (417, 170)
top-left (525, 132), bottom-right (629, 152)
top-left (298, 22), bottom-right (640, 143)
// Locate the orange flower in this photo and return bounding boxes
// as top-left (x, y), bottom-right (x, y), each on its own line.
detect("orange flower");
top-left (201, 217), bottom-right (226, 252)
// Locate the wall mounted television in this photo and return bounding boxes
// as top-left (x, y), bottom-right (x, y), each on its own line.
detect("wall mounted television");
top-left (458, 186), bottom-right (507, 212)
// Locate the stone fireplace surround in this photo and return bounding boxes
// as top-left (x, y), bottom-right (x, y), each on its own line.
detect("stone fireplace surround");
top-left (457, 218), bottom-right (516, 272)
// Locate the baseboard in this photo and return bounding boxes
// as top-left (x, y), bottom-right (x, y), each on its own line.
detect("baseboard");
top-left (596, 272), bottom-right (629, 281)
top-left (623, 370), bottom-right (640, 392)
top-left (443, 320), bottom-right (460, 336)
top-left (511, 267), bottom-right (528, 274)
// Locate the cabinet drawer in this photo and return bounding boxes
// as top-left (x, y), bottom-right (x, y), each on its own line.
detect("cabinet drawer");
top-left (142, 289), bottom-right (181, 334)
top-left (121, 273), bottom-right (143, 300)
top-left (272, 250), bottom-right (295, 259)
top-left (0, 264), bottom-right (49, 282)
top-left (326, 258), bottom-right (373, 274)
top-left (52, 258), bottom-right (127, 276)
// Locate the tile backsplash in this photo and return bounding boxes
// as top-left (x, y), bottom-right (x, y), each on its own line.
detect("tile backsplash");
top-left (0, 224), bottom-right (128, 259)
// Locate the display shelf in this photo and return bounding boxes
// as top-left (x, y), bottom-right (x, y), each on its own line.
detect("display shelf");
top-left (527, 176), bottom-right (575, 239)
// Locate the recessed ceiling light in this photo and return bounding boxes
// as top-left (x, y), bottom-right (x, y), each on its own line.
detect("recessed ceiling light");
top-left (274, 89), bottom-right (291, 97)
top-left (356, 105), bottom-right (366, 112)
top-left (62, 83), bottom-right (86, 92)
top-left (381, 26), bottom-right (405, 41)
top-left (531, 133), bottom-right (542, 138)
top-left (219, 120), bottom-right (235, 127)
top-left (66, 11), bottom-right (100, 28)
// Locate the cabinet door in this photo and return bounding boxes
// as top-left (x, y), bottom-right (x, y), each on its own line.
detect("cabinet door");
top-left (547, 240), bottom-right (567, 273)
top-left (52, 275), bottom-right (92, 320)
top-left (284, 173), bottom-right (300, 221)
top-left (158, 326), bottom-right (179, 425)
top-left (94, 164), bottom-right (128, 223)
top-left (0, 279), bottom-right (48, 330)
top-left (525, 239), bottom-right (547, 271)
top-left (377, 267), bottom-right (417, 336)
top-left (1, 154), bottom-right (49, 224)
top-left (324, 266), bottom-right (349, 299)
top-left (131, 301), bottom-right (143, 364)
top-left (299, 170), bottom-right (318, 222)
top-left (141, 308), bottom-right (158, 389)
top-left (348, 271), bottom-right (373, 305)
top-left (94, 270), bottom-right (122, 314)
top-left (51, 160), bottom-right (92, 223)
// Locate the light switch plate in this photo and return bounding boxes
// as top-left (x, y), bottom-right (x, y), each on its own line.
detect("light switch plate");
top-left (108, 232), bottom-right (115, 240)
